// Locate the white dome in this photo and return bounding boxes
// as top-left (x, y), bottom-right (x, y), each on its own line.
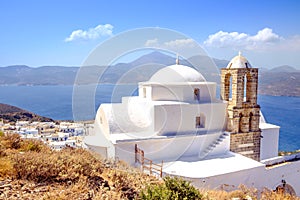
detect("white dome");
top-left (149, 64), bottom-right (205, 83)
top-left (227, 53), bottom-right (252, 69)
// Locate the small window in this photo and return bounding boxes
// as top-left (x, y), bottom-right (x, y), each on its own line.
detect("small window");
top-left (143, 87), bottom-right (147, 98)
top-left (100, 116), bottom-right (103, 124)
top-left (196, 115), bottom-right (205, 128)
top-left (194, 88), bottom-right (200, 102)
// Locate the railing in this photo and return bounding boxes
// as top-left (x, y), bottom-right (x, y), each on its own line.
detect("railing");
top-left (135, 144), bottom-right (163, 178)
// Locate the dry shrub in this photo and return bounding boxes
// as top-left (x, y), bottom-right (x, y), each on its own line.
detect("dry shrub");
top-left (0, 132), bottom-right (50, 153)
top-left (20, 139), bottom-right (50, 152)
top-left (0, 156), bottom-right (16, 177)
top-left (200, 189), bottom-right (229, 200)
top-left (261, 189), bottom-right (300, 200)
top-left (11, 148), bottom-right (104, 183)
top-left (103, 161), bottom-right (159, 200)
top-left (200, 186), bottom-right (300, 200)
top-left (227, 185), bottom-right (258, 200)
top-left (109, 169), bottom-right (138, 199)
top-left (0, 133), bottom-right (21, 149)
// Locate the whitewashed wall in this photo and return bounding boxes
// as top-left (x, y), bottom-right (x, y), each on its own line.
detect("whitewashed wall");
top-left (139, 82), bottom-right (216, 103)
top-left (154, 103), bottom-right (227, 135)
top-left (260, 123), bottom-right (280, 160)
top-left (188, 160), bottom-right (300, 196)
top-left (115, 132), bottom-right (227, 165)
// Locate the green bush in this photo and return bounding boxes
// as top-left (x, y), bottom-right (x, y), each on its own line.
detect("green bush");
top-left (140, 176), bottom-right (202, 200)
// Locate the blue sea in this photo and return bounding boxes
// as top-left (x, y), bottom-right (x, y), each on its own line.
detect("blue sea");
top-left (0, 85), bottom-right (299, 151)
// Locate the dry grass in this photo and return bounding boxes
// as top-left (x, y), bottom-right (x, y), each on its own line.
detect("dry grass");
top-left (0, 133), bottom-right (157, 199)
top-left (200, 185), bottom-right (300, 200)
top-left (0, 133), bottom-right (299, 200)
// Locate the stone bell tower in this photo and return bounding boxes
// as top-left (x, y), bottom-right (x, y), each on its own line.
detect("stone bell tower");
top-left (221, 52), bottom-right (261, 161)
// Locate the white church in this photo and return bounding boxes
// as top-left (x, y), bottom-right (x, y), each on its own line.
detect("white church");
top-left (85, 53), bottom-right (300, 195)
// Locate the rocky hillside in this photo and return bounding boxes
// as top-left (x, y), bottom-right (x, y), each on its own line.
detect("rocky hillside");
top-left (0, 103), bottom-right (53, 122)
top-left (259, 68), bottom-right (300, 96)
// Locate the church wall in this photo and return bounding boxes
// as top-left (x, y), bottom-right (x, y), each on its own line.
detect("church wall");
top-left (115, 133), bottom-right (226, 165)
top-left (154, 103), bottom-right (227, 136)
top-left (181, 83), bottom-right (216, 103)
top-left (138, 85), bottom-right (152, 99)
top-left (263, 161), bottom-right (300, 196)
top-left (186, 164), bottom-right (266, 191)
top-left (97, 105), bottom-right (110, 135)
top-left (87, 144), bottom-right (107, 158)
top-left (148, 83), bottom-right (216, 103)
top-left (102, 100), bottom-right (154, 134)
top-left (186, 160), bottom-right (300, 196)
top-left (260, 124), bottom-right (280, 160)
top-left (151, 85), bottom-right (180, 101)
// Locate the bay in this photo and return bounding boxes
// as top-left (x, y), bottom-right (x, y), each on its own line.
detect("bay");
top-left (0, 85), bottom-right (299, 151)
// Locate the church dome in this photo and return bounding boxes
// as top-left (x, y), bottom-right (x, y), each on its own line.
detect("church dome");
top-left (149, 64), bottom-right (205, 83)
top-left (227, 52), bottom-right (252, 69)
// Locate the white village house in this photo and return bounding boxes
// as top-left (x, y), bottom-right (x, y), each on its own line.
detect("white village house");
top-left (85, 53), bottom-right (300, 195)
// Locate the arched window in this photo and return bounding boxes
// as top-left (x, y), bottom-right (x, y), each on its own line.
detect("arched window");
top-left (143, 87), bottom-right (147, 98)
top-left (194, 88), bottom-right (200, 102)
top-left (224, 73), bottom-right (232, 101)
top-left (195, 113), bottom-right (205, 128)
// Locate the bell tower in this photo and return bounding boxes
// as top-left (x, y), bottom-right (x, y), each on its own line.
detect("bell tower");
top-left (221, 52), bottom-right (261, 161)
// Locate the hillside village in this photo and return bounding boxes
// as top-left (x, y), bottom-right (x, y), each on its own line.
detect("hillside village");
top-left (0, 119), bottom-right (90, 150)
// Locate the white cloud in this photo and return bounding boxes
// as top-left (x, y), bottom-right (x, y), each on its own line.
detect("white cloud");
top-left (164, 38), bottom-right (196, 48)
top-left (204, 28), bottom-right (283, 50)
top-left (65, 24), bottom-right (113, 42)
top-left (145, 38), bottom-right (197, 50)
top-left (144, 38), bottom-right (159, 46)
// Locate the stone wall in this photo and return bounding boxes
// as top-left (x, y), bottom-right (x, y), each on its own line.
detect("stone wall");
top-left (230, 131), bottom-right (261, 160)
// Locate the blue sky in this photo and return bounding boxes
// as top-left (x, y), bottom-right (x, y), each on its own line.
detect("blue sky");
top-left (0, 0), bottom-right (300, 68)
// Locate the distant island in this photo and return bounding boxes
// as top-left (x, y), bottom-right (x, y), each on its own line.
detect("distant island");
top-left (0, 52), bottom-right (299, 96)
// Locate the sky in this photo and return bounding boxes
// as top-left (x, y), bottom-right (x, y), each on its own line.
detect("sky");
top-left (0, 0), bottom-right (300, 68)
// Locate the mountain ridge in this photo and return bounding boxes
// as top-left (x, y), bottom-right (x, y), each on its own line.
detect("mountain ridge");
top-left (0, 52), bottom-right (299, 96)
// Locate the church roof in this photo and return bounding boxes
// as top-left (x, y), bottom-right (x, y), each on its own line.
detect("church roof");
top-left (226, 52), bottom-right (252, 69)
top-left (149, 64), bottom-right (205, 83)
top-left (163, 152), bottom-right (264, 178)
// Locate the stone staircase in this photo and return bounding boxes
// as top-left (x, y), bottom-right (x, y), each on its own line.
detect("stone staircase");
top-left (199, 132), bottom-right (230, 159)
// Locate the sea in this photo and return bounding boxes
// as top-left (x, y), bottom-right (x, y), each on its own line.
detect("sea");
top-left (0, 85), bottom-right (299, 152)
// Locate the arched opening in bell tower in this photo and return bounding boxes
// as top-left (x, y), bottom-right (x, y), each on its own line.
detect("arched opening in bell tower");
top-left (224, 73), bottom-right (232, 101)
top-left (243, 74), bottom-right (247, 102)
top-left (246, 71), bottom-right (253, 103)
